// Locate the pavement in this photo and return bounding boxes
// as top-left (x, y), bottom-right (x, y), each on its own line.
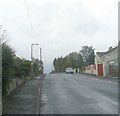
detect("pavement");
top-left (40, 73), bottom-right (118, 114)
top-left (2, 76), bottom-right (42, 114)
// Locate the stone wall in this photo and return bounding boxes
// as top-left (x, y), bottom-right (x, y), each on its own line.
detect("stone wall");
top-left (85, 64), bottom-right (97, 75)
top-left (6, 76), bottom-right (32, 95)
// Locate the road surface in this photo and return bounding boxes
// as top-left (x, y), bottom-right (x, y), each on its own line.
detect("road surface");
top-left (40, 74), bottom-right (118, 114)
top-left (2, 74), bottom-right (118, 114)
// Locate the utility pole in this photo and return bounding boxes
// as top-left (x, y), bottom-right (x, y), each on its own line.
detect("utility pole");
top-left (39, 48), bottom-right (44, 74)
top-left (31, 43), bottom-right (38, 60)
top-left (40, 48), bottom-right (42, 61)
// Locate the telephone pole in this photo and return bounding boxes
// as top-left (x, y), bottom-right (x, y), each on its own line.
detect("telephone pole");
top-left (40, 48), bottom-right (42, 61)
top-left (39, 48), bottom-right (43, 74)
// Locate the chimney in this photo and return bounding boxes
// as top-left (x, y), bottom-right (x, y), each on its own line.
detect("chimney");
top-left (109, 46), bottom-right (112, 51)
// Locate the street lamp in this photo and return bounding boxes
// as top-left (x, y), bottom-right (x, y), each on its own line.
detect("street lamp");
top-left (31, 43), bottom-right (38, 78)
top-left (31, 43), bottom-right (38, 61)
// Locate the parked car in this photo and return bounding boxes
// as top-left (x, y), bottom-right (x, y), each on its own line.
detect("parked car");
top-left (65, 68), bottom-right (74, 74)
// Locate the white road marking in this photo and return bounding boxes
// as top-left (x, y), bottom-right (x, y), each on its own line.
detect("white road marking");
top-left (35, 77), bottom-right (40, 78)
top-left (108, 81), bottom-right (112, 83)
top-left (91, 78), bottom-right (101, 81)
top-left (107, 81), bottom-right (118, 85)
top-left (81, 75), bottom-right (118, 85)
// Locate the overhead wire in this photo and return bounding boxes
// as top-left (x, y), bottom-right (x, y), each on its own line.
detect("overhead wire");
top-left (24, 0), bottom-right (37, 40)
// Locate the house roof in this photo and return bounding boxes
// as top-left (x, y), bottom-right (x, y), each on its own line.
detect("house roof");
top-left (96, 52), bottom-right (106, 57)
top-left (105, 46), bottom-right (117, 54)
top-left (96, 46), bottom-right (118, 57)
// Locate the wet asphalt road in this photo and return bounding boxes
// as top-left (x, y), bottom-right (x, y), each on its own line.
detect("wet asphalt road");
top-left (40, 74), bottom-right (118, 114)
top-left (2, 74), bottom-right (118, 114)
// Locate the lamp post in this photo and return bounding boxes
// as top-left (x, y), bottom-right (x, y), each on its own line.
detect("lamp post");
top-left (31, 43), bottom-right (38, 61)
top-left (39, 48), bottom-right (44, 74)
top-left (31, 43), bottom-right (38, 78)
top-left (40, 48), bottom-right (42, 61)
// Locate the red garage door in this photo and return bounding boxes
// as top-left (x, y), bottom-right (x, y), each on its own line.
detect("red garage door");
top-left (98, 64), bottom-right (103, 76)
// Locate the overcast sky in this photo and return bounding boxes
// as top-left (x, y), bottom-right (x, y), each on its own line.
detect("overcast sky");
top-left (0, 0), bottom-right (119, 73)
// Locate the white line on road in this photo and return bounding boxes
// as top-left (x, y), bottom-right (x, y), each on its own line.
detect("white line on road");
top-left (91, 78), bottom-right (96, 80)
top-left (91, 78), bottom-right (101, 81)
top-left (91, 77), bottom-right (118, 85)
top-left (107, 81), bottom-right (118, 85)
top-left (81, 75), bottom-right (118, 85)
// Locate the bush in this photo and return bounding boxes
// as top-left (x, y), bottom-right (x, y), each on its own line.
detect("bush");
top-left (2, 42), bottom-right (15, 95)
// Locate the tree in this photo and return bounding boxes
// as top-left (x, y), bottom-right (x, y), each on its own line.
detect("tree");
top-left (80, 46), bottom-right (95, 66)
top-left (15, 58), bottom-right (31, 78)
top-left (53, 52), bottom-right (84, 73)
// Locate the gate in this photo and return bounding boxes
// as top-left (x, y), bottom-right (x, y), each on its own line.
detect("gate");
top-left (98, 64), bottom-right (103, 76)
